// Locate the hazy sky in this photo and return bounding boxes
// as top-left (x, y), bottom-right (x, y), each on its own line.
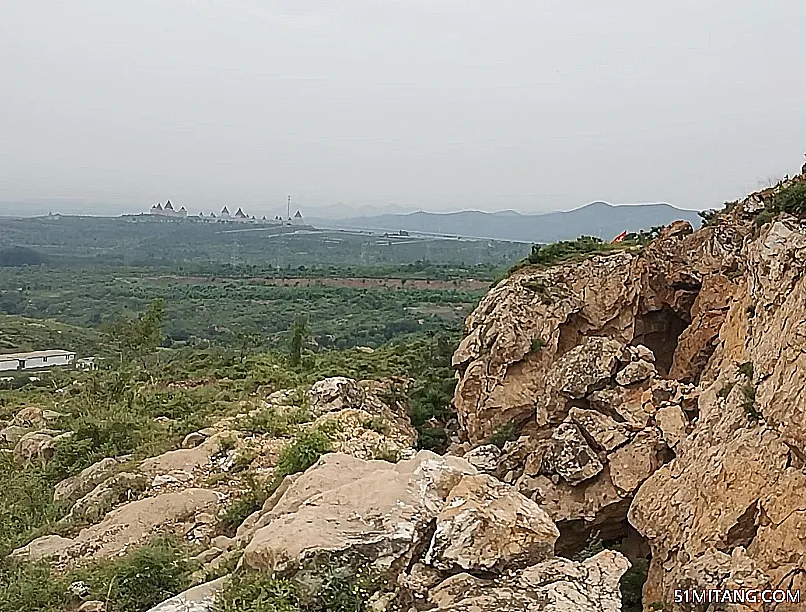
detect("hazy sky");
top-left (1, 0), bottom-right (805, 215)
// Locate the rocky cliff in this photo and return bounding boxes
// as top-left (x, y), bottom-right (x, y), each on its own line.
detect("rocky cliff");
top-left (451, 167), bottom-right (806, 610)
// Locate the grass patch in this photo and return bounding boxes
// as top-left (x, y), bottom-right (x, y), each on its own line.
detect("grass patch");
top-left (486, 422), bottom-right (518, 449)
top-left (238, 406), bottom-right (309, 437)
top-left (213, 569), bottom-right (380, 612)
top-left (0, 538), bottom-right (197, 612)
top-left (523, 236), bottom-right (620, 267)
top-left (741, 384), bottom-right (760, 421)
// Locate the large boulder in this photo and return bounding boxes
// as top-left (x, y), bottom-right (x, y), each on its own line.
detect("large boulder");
top-left (306, 377), bottom-right (366, 417)
top-left (428, 550), bottom-right (630, 611)
top-left (242, 451), bottom-right (477, 574)
top-left (54, 457), bottom-right (125, 503)
top-left (425, 473), bottom-right (559, 572)
top-left (13, 489), bottom-right (221, 561)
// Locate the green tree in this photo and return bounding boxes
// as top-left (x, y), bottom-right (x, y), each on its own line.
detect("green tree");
top-left (105, 299), bottom-right (164, 369)
top-left (288, 316), bottom-right (309, 368)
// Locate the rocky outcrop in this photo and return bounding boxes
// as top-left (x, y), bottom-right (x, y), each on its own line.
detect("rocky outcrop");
top-left (234, 450), bottom-right (628, 610)
top-left (13, 489), bottom-right (221, 561)
top-left (429, 550), bottom-right (630, 611)
top-left (451, 168), bottom-right (806, 609)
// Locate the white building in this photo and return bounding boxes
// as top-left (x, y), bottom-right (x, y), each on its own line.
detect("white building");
top-left (0, 350), bottom-right (76, 371)
top-left (150, 200), bottom-right (187, 218)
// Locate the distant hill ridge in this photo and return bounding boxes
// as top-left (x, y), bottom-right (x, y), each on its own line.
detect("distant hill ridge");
top-left (312, 201), bottom-right (702, 243)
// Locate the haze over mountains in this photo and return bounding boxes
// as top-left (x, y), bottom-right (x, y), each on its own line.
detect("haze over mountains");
top-left (310, 201), bottom-right (703, 243)
top-left (1, 197), bottom-right (702, 244)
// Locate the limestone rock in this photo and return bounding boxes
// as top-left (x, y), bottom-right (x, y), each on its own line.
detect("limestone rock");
top-left (568, 408), bottom-right (630, 452)
top-left (545, 423), bottom-right (603, 485)
top-left (146, 577), bottom-right (227, 612)
top-left (9, 534), bottom-right (74, 562)
top-left (615, 360), bottom-right (656, 386)
top-left (608, 430), bottom-right (663, 495)
top-left (0, 424), bottom-right (30, 447)
top-left (13, 431), bottom-right (57, 466)
top-left (428, 550), bottom-right (630, 611)
top-left (64, 472), bottom-right (147, 523)
top-left (462, 444), bottom-right (502, 473)
top-left (54, 457), bottom-right (123, 503)
top-left (425, 473), bottom-right (559, 572)
top-left (306, 376), bottom-right (365, 417)
top-left (13, 489), bottom-right (221, 561)
top-left (654, 404), bottom-right (688, 449)
top-left (12, 406), bottom-right (46, 428)
top-left (242, 451), bottom-right (476, 574)
top-left (182, 431), bottom-right (207, 448)
top-left (139, 434), bottom-right (223, 477)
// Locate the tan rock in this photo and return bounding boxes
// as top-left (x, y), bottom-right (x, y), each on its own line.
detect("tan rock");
top-left (615, 360), bottom-right (656, 386)
top-left (181, 431), bottom-right (206, 448)
top-left (139, 434), bottom-right (223, 476)
top-left (9, 534), bottom-right (74, 562)
top-left (608, 430), bottom-right (663, 495)
top-left (54, 457), bottom-right (123, 503)
top-left (568, 408), bottom-right (630, 452)
top-left (146, 577), bottom-right (227, 612)
top-left (545, 423), bottom-right (603, 485)
top-left (428, 550), bottom-right (630, 611)
top-left (0, 425), bottom-right (30, 447)
top-left (654, 404), bottom-right (688, 449)
top-left (462, 444), bottom-right (502, 473)
top-left (12, 488), bottom-right (222, 561)
top-left (12, 406), bottom-right (46, 428)
top-left (306, 376), bottom-right (365, 417)
top-left (425, 474), bottom-right (559, 572)
top-left (13, 431), bottom-right (57, 466)
top-left (64, 472), bottom-right (147, 523)
top-left (242, 451), bottom-right (476, 574)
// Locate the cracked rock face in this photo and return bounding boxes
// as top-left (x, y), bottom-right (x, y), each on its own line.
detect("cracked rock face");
top-left (237, 450), bottom-right (628, 610)
top-left (429, 550), bottom-right (630, 612)
top-left (452, 170), bottom-right (806, 609)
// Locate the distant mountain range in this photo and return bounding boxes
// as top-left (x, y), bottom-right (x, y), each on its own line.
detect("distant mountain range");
top-left (309, 202), bottom-right (702, 243)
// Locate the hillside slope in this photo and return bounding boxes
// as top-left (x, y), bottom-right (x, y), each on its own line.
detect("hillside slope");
top-left (315, 201), bottom-right (702, 242)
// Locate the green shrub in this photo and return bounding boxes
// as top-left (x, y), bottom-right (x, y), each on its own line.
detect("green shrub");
top-left (0, 539), bottom-right (196, 612)
top-left (239, 406), bottom-right (309, 436)
top-left (742, 384), bottom-right (760, 421)
top-left (772, 182), bottom-right (806, 215)
top-left (218, 474), bottom-right (267, 536)
top-left (75, 538), bottom-right (197, 612)
top-left (214, 574), bottom-right (300, 612)
top-left (0, 559), bottom-right (69, 612)
top-left (0, 454), bottom-right (64, 556)
top-left (737, 361), bottom-right (754, 379)
top-left (214, 569), bottom-right (379, 612)
top-left (620, 558), bottom-right (649, 612)
top-left (525, 236), bottom-right (610, 266)
top-left (486, 422), bottom-right (518, 449)
top-left (273, 429), bottom-right (333, 480)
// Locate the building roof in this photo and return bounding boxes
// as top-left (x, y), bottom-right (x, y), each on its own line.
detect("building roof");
top-left (0, 349), bottom-right (76, 361)
top-left (165, 200), bottom-right (174, 210)
top-left (235, 208), bottom-right (247, 218)
top-left (221, 206), bottom-right (230, 214)
top-left (154, 203), bottom-right (163, 210)
top-left (294, 210), bottom-right (303, 218)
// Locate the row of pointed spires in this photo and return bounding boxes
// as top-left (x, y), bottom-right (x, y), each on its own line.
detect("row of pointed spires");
top-left (150, 202), bottom-right (303, 222)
